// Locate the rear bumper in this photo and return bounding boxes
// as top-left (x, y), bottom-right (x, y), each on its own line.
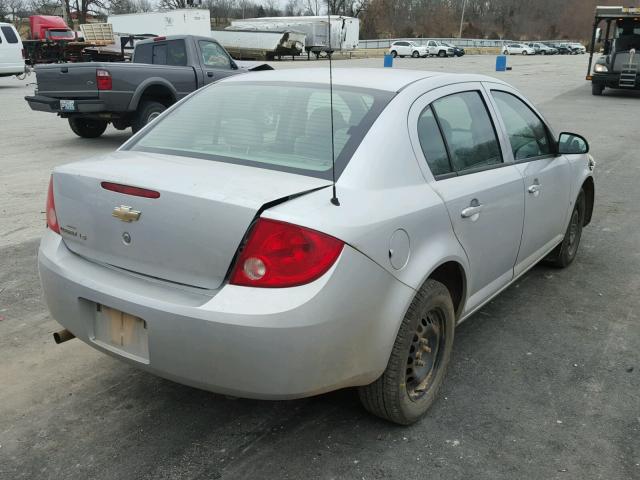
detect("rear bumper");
top-left (38, 231), bottom-right (414, 399)
top-left (25, 94), bottom-right (106, 114)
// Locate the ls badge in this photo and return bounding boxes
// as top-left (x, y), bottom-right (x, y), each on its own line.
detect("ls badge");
top-left (112, 205), bottom-right (141, 223)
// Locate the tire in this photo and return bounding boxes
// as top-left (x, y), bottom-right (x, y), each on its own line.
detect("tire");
top-left (358, 279), bottom-right (455, 425)
top-left (390, 50), bottom-right (397, 58)
top-left (131, 100), bottom-right (167, 133)
top-left (546, 190), bottom-right (586, 268)
top-left (503, 50), bottom-right (509, 55)
top-left (592, 82), bottom-right (605, 96)
top-left (438, 50), bottom-right (446, 57)
top-left (522, 51), bottom-right (528, 55)
top-left (68, 117), bottom-right (108, 138)
top-left (541, 51), bottom-right (546, 55)
top-left (412, 50), bottom-right (419, 58)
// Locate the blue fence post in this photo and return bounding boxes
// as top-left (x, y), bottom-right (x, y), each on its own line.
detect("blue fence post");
top-left (384, 53), bottom-right (393, 68)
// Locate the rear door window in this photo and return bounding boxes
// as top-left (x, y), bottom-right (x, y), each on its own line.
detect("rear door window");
top-left (431, 91), bottom-right (503, 173)
top-left (417, 106), bottom-right (452, 177)
top-left (1, 26), bottom-right (18, 43)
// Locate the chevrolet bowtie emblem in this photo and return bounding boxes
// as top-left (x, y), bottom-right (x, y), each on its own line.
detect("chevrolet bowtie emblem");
top-left (112, 205), bottom-right (141, 222)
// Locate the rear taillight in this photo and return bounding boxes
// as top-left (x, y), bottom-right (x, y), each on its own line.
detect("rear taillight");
top-left (230, 219), bottom-right (344, 288)
top-left (46, 176), bottom-right (60, 234)
top-left (96, 69), bottom-right (112, 90)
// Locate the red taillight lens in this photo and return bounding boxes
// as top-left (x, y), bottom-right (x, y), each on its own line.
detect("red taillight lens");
top-left (46, 176), bottom-right (60, 234)
top-left (96, 69), bottom-right (112, 90)
top-left (21, 48), bottom-right (26, 59)
top-left (230, 219), bottom-right (344, 288)
top-left (101, 182), bottom-right (160, 198)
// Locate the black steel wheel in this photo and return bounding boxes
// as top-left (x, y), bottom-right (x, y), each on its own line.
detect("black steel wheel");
top-left (68, 117), bottom-right (108, 138)
top-left (358, 279), bottom-right (455, 425)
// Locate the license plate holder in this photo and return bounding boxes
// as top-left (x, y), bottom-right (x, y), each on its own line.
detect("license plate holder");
top-left (93, 305), bottom-right (149, 363)
top-left (59, 99), bottom-right (76, 112)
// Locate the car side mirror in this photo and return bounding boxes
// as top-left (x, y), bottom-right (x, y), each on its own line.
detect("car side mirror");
top-left (230, 60), bottom-right (239, 70)
top-left (558, 132), bottom-right (589, 155)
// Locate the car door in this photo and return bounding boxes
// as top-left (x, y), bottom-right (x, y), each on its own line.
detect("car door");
top-left (486, 84), bottom-right (573, 276)
top-left (197, 40), bottom-right (235, 84)
top-left (427, 40), bottom-right (437, 55)
top-left (409, 84), bottom-right (526, 315)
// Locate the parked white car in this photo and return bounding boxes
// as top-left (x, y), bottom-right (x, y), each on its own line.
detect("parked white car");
top-left (425, 40), bottom-right (455, 57)
top-left (389, 41), bottom-right (428, 58)
top-left (568, 43), bottom-right (586, 54)
top-left (0, 22), bottom-right (25, 77)
top-left (503, 43), bottom-right (535, 55)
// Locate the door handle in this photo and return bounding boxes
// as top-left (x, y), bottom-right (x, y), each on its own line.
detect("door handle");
top-left (207, 71), bottom-right (214, 77)
top-left (528, 184), bottom-right (541, 195)
top-left (461, 204), bottom-right (483, 218)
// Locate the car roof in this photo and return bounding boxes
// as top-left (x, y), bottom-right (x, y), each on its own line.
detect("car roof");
top-left (221, 68), bottom-right (506, 93)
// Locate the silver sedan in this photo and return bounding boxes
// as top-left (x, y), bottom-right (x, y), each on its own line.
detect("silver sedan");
top-left (39, 68), bottom-right (595, 425)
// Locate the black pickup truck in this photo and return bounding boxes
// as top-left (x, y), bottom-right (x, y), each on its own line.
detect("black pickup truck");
top-left (25, 35), bottom-right (272, 138)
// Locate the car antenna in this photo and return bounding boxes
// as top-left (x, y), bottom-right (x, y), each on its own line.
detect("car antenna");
top-left (327, 1), bottom-right (340, 206)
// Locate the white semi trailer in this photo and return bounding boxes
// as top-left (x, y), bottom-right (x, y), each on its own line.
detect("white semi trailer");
top-left (230, 15), bottom-right (359, 57)
top-left (211, 29), bottom-right (306, 60)
top-left (108, 9), bottom-right (211, 37)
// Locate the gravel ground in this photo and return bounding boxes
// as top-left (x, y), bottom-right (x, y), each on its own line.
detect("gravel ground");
top-left (0, 54), bottom-right (638, 480)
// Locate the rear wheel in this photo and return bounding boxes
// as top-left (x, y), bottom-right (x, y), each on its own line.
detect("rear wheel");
top-left (592, 82), bottom-right (605, 96)
top-left (132, 100), bottom-right (167, 133)
top-left (68, 117), bottom-right (108, 138)
top-left (546, 190), bottom-right (586, 268)
top-left (358, 279), bottom-right (455, 425)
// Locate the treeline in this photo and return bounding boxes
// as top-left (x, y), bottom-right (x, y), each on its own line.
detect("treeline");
top-left (0, 0), bottom-right (622, 41)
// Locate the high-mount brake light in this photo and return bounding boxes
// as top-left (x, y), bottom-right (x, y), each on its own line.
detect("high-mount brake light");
top-left (46, 176), bottom-right (60, 234)
top-left (153, 36), bottom-right (167, 42)
top-left (101, 182), bottom-right (160, 199)
top-left (230, 219), bottom-right (344, 288)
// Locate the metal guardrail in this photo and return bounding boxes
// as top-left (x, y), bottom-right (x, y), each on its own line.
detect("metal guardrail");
top-left (358, 38), bottom-right (582, 49)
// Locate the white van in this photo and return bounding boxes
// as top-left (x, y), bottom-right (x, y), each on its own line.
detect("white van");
top-left (0, 22), bottom-right (25, 77)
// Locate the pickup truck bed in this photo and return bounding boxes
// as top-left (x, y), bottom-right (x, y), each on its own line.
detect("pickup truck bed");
top-left (25, 35), bottom-right (272, 138)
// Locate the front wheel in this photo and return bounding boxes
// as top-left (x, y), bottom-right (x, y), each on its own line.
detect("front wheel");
top-left (390, 50), bottom-right (397, 58)
top-left (358, 279), bottom-right (455, 425)
top-left (438, 50), bottom-right (447, 57)
top-left (522, 51), bottom-right (528, 55)
top-left (68, 117), bottom-right (108, 138)
top-left (592, 82), bottom-right (605, 96)
top-left (546, 190), bottom-right (586, 268)
top-left (412, 50), bottom-right (419, 58)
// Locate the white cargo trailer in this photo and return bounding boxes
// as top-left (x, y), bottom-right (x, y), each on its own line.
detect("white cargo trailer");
top-left (210, 29), bottom-right (306, 60)
top-left (107, 9), bottom-right (211, 37)
top-left (230, 16), bottom-right (359, 57)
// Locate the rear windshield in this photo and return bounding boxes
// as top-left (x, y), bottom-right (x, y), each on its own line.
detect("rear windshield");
top-left (128, 82), bottom-right (394, 180)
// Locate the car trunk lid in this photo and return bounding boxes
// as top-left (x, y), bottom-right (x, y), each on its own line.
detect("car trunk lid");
top-left (52, 151), bottom-right (331, 290)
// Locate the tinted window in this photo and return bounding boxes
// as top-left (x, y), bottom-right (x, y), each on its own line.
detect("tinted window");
top-left (417, 106), bottom-right (451, 176)
top-left (492, 91), bottom-right (551, 160)
top-left (133, 43), bottom-right (152, 63)
top-left (432, 91), bottom-right (502, 172)
top-left (152, 43), bottom-right (167, 65)
top-left (166, 40), bottom-right (187, 66)
top-left (1, 26), bottom-right (18, 44)
top-left (199, 41), bottom-right (230, 69)
top-left (130, 83), bottom-right (393, 180)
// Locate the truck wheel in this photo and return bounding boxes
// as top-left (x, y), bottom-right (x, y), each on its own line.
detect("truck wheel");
top-left (592, 83), bottom-right (605, 96)
top-left (68, 118), bottom-right (108, 138)
top-left (132, 100), bottom-right (167, 133)
top-left (438, 50), bottom-right (446, 57)
top-left (358, 279), bottom-right (455, 425)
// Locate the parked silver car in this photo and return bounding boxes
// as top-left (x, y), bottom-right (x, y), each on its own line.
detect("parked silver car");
top-left (39, 68), bottom-right (595, 425)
